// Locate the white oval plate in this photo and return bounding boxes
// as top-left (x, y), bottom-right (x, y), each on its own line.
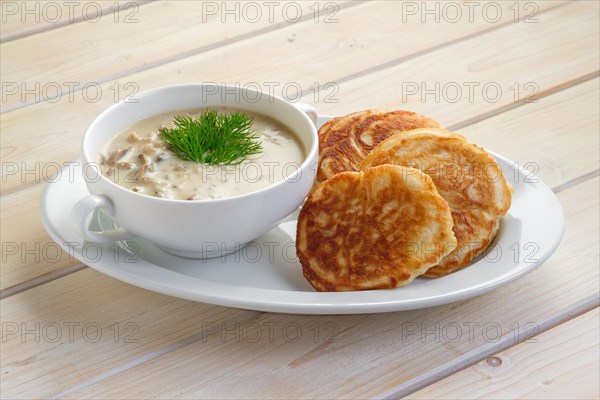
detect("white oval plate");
top-left (40, 116), bottom-right (564, 314)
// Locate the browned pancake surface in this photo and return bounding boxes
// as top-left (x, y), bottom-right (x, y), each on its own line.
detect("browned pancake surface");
top-left (316, 111), bottom-right (441, 185)
top-left (296, 165), bottom-right (457, 291)
top-left (319, 110), bottom-right (383, 151)
top-left (361, 128), bottom-right (512, 276)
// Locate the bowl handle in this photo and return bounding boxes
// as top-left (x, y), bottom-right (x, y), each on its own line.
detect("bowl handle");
top-left (297, 103), bottom-right (318, 125)
top-left (71, 194), bottom-right (133, 243)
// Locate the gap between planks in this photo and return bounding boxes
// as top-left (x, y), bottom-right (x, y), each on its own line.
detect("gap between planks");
top-left (47, 309), bottom-right (264, 400)
top-left (552, 169), bottom-right (600, 193)
top-left (0, 0), bottom-right (569, 114)
top-left (0, 1), bottom-right (366, 113)
top-left (383, 297), bottom-right (600, 399)
top-left (40, 284), bottom-right (600, 398)
top-left (448, 71), bottom-right (600, 131)
top-left (0, 0), bottom-right (154, 43)
top-left (1, 76), bottom-right (598, 298)
top-left (297, 1), bottom-right (571, 102)
top-left (0, 262), bottom-right (86, 300)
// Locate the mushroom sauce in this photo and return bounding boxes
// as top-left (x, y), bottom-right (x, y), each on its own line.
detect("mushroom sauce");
top-left (100, 108), bottom-right (306, 200)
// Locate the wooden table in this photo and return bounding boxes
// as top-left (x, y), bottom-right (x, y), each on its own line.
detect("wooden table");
top-left (1, 1), bottom-right (599, 398)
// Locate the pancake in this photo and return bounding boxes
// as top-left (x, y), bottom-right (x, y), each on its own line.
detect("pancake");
top-left (296, 165), bottom-right (457, 291)
top-left (361, 128), bottom-right (512, 277)
top-left (316, 110), bottom-right (441, 185)
top-left (318, 109), bottom-right (383, 150)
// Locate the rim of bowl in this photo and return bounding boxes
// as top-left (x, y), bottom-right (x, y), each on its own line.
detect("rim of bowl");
top-left (81, 83), bottom-right (319, 204)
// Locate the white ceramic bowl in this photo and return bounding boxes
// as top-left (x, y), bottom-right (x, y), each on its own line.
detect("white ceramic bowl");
top-left (72, 83), bottom-right (318, 258)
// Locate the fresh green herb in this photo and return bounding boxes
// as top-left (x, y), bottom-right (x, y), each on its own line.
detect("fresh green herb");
top-left (159, 109), bottom-right (262, 165)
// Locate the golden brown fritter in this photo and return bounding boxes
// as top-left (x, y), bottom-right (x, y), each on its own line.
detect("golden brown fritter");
top-left (296, 165), bottom-right (457, 291)
top-left (361, 128), bottom-right (512, 276)
top-left (316, 110), bottom-right (441, 185)
top-left (318, 109), bottom-right (383, 151)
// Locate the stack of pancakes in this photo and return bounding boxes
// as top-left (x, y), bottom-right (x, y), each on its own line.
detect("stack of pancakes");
top-left (296, 110), bottom-right (512, 291)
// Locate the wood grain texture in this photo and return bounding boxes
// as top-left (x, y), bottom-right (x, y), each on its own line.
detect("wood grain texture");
top-left (1, 176), bottom-right (597, 399)
top-left (0, 182), bottom-right (87, 299)
top-left (0, 270), bottom-right (260, 398)
top-left (0, 0), bottom-right (346, 110)
top-left (410, 308), bottom-right (600, 399)
top-left (458, 78), bottom-right (600, 189)
top-left (0, 1), bottom-right (146, 42)
top-left (1, 0), bottom-right (570, 191)
top-left (1, 2), bottom-right (598, 398)
top-left (298, 1), bottom-right (599, 121)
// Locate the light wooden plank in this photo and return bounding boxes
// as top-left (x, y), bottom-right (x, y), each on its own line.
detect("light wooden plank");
top-left (0, 0), bottom-right (351, 110)
top-left (0, 1), bottom-right (584, 193)
top-left (2, 75), bottom-right (597, 295)
top-left (298, 2), bottom-right (599, 122)
top-left (0, 269), bottom-right (260, 398)
top-left (410, 308), bottom-right (600, 399)
top-left (0, 183), bottom-right (82, 297)
top-left (458, 78), bottom-right (600, 189)
top-left (0, 1), bottom-right (143, 42)
top-left (1, 176), bottom-right (595, 399)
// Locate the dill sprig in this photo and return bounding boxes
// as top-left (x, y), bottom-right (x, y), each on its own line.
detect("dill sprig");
top-left (159, 109), bottom-right (262, 165)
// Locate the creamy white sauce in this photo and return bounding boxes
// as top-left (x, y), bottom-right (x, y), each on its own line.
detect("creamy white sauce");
top-left (100, 108), bottom-right (305, 200)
